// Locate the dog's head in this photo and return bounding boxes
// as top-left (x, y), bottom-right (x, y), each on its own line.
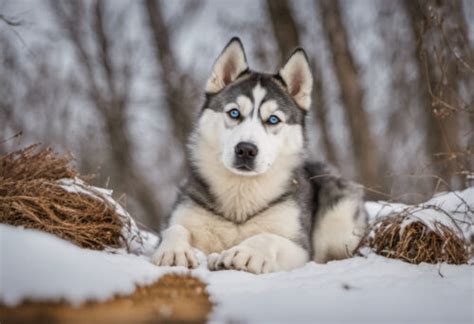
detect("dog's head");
top-left (191, 37), bottom-right (313, 177)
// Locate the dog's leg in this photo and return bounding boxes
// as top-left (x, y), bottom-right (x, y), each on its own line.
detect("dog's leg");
top-left (208, 233), bottom-right (308, 274)
top-left (305, 162), bottom-right (367, 263)
top-left (312, 198), bottom-right (366, 263)
top-left (151, 224), bottom-right (199, 268)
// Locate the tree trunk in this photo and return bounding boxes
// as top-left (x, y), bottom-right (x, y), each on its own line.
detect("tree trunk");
top-left (318, 0), bottom-right (379, 191)
top-left (266, 0), bottom-right (339, 166)
top-left (266, 0), bottom-right (300, 64)
top-left (403, 0), bottom-right (470, 189)
top-left (49, 0), bottom-right (162, 229)
top-left (143, 0), bottom-right (193, 158)
top-left (312, 59), bottom-right (339, 167)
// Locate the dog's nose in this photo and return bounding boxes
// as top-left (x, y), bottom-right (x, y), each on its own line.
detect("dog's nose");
top-left (235, 142), bottom-right (258, 160)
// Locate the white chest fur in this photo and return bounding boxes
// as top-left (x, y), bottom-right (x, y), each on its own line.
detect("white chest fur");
top-left (169, 200), bottom-right (302, 254)
top-left (189, 108), bottom-right (305, 223)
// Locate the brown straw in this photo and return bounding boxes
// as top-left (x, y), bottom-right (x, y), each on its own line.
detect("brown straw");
top-left (358, 213), bottom-right (469, 264)
top-left (0, 145), bottom-right (125, 250)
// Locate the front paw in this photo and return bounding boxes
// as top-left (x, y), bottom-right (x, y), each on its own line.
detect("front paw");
top-left (151, 245), bottom-right (199, 268)
top-left (208, 246), bottom-right (275, 274)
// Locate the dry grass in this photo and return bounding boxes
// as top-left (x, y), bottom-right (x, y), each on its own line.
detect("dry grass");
top-left (0, 147), bottom-right (213, 322)
top-left (358, 211), bottom-right (470, 265)
top-left (0, 144), bottom-right (125, 250)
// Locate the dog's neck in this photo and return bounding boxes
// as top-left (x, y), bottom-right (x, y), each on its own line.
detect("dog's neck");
top-left (190, 138), bottom-right (302, 223)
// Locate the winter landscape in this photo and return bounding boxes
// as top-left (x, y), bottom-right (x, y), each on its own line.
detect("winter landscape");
top-left (1, 179), bottom-right (472, 322)
top-left (1, 0), bottom-right (473, 323)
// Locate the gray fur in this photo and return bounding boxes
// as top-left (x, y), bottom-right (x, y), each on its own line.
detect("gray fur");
top-left (173, 157), bottom-right (367, 257)
top-left (203, 73), bottom-right (306, 126)
top-left (305, 163), bottom-right (367, 233)
top-left (162, 39), bottom-right (368, 267)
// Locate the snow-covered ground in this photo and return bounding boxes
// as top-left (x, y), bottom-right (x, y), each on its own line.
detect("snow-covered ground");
top-left (1, 188), bottom-right (473, 323)
top-left (202, 254), bottom-right (472, 323)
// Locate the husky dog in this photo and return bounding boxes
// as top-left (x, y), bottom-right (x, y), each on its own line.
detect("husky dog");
top-left (152, 38), bottom-right (367, 274)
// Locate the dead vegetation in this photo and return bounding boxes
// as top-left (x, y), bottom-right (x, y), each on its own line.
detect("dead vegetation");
top-left (358, 204), bottom-right (471, 265)
top-left (0, 146), bottom-right (213, 322)
top-left (0, 144), bottom-right (125, 250)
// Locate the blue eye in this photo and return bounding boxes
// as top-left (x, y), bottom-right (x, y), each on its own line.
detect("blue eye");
top-left (228, 108), bottom-right (240, 119)
top-left (267, 115), bottom-right (281, 125)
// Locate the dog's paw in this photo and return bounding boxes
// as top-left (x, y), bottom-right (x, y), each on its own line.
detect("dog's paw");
top-left (208, 246), bottom-right (275, 274)
top-left (207, 252), bottom-right (221, 270)
top-left (151, 245), bottom-right (199, 269)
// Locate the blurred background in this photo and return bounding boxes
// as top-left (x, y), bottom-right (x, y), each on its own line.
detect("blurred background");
top-left (1, 0), bottom-right (472, 230)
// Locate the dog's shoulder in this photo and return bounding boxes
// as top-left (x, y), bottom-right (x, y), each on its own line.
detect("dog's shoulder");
top-left (304, 161), bottom-right (363, 209)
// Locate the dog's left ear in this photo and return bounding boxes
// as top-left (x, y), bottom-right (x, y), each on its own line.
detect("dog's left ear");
top-left (278, 49), bottom-right (313, 111)
top-left (206, 37), bottom-right (249, 93)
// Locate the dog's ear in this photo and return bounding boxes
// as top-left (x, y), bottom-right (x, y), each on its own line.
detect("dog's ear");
top-left (278, 49), bottom-right (313, 111)
top-left (206, 37), bottom-right (249, 93)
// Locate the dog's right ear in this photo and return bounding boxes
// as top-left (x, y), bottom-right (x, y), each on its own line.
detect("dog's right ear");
top-left (206, 37), bottom-right (248, 93)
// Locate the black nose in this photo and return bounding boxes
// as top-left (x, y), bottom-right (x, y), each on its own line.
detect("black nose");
top-left (235, 142), bottom-right (258, 160)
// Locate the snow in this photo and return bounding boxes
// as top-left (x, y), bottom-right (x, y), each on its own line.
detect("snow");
top-left (1, 188), bottom-right (473, 322)
top-left (366, 188), bottom-right (473, 240)
top-left (0, 224), bottom-right (170, 307)
top-left (200, 255), bottom-right (472, 323)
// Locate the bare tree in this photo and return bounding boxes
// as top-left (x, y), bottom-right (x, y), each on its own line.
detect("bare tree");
top-left (266, 0), bottom-right (301, 65)
top-left (3, 0), bottom-right (471, 211)
top-left (266, 0), bottom-right (339, 166)
top-left (403, 0), bottom-right (472, 189)
top-left (311, 58), bottom-right (339, 167)
top-left (0, 14), bottom-right (25, 150)
top-left (0, 15), bottom-right (21, 29)
top-left (318, 0), bottom-right (380, 192)
top-left (365, 2), bottom-right (426, 200)
top-left (0, 36), bottom-right (18, 146)
top-left (143, 0), bottom-right (197, 167)
top-left (49, 0), bottom-right (162, 228)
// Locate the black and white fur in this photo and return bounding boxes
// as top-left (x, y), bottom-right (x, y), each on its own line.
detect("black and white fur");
top-left (152, 38), bottom-right (367, 273)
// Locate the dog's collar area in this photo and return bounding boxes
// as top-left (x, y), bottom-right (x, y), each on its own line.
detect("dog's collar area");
top-left (187, 190), bottom-right (295, 224)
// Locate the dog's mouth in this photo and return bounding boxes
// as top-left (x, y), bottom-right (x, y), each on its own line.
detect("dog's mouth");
top-left (234, 164), bottom-right (253, 172)
top-left (228, 162), bottom-right (260, 176)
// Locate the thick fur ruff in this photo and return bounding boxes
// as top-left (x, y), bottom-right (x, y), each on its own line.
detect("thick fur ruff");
top-left (152, 38), bottom-right (367, 274)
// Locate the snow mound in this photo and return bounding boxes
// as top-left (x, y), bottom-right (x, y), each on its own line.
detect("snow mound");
top-left (366, 188), bottom-right (473, 240)
top-left (0, 224), bottom-right (169, 307)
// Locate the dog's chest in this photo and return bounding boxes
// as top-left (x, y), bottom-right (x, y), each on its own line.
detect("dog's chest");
top-left (170, 200), bottom-right (303, 254)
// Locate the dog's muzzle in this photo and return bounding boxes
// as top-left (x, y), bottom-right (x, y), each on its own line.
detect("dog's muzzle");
top-left (234, 142), bottom-right (258, 171)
